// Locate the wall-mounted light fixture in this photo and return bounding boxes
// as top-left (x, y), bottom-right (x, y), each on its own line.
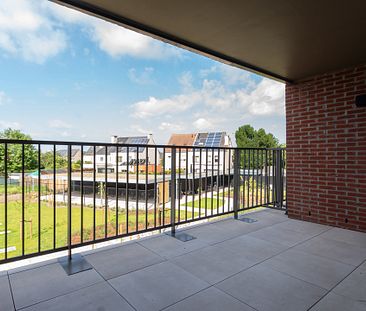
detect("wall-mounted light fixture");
top-left (356, 94), bottom-right (366, 107)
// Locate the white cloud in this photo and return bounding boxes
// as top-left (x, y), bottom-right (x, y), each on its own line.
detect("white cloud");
top-left (0, 0), bottom-right (183, 63)
top-left (48, 119), bottom-right (72, 129)
top-left (0, 120), bottom-right (21, 129)
top-left (0, 0), bottom-right (67, 63)
top-left (128, 67), bottom-right (155, 84)
top-left (0, 91), bottom-right (10, 105)
top-left (237, 79), bottom-right (285, 116)
top-left (193, 118), bottom-right (214, 130)
top-left (158, 122), bottom-right (184, 131)
top-left (131, 75), bottom-right (284, 119)
top-left (90, 21), bottom-right (180, 59)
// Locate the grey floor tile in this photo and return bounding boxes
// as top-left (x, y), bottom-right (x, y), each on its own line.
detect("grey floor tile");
top-left (209, 218), bottom-right (266, 237)
top-left (85, 242), bottom-right (164, 279)
top-left (320, 228), bottom-right (366, 249)
top-left (22, 282), bottom-right (134, 311)
top-left (333, 261), bottom-right (366, 301)
top-left (163, 287), bottom-right (255, 311)
top-left (0, 275), bottom-right (14, 311)
top-left (216, 264), bottom-right (326, 311)
top-left (310, 292), bottom-right (366, 311)
top-left (263, 249), bottom-right (354, 289)
top-left (138, 234), bottom-right (208, 259)
top-left (109, 261), bottom-right (209, 311)
top-left (217, 235), bottom-right (287, 264)
top-left (273, 219), bottom-right (330, 235)
top-left (9, 262), bottom-right (103, 309)
top-left (171, 245), bottom-right (253, 284)
top-left (182, 224), bottom-right (237, 244)
top-left (247, 225), bottom-right (314, 247)
top-left (294, 236), bottom-right (366, 266)
top-left (8, 259), bottom-right (58, 275)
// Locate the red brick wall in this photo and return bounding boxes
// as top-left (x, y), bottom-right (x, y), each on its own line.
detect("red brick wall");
top-left (286, 64), bottom-right (366, 232)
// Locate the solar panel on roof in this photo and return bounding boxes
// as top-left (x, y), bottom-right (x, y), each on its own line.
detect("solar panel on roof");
top-left (193, 132), bottom-right (224, 147)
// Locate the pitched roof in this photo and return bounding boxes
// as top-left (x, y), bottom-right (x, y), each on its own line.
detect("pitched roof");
top-left (167, 134), bottom-right (196, 146)
top-left (166, 133), bottom-right (196, 151)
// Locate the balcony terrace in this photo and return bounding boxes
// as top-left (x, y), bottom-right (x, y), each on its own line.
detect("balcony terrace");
top-left (1, 208), bottom-right (366, 311)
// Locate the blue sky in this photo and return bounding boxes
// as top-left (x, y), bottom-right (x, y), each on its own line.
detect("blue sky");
top-left (0, 0), bottom-right (285, 144)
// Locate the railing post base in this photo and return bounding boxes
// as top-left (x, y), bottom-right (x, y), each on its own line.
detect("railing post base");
top-left (58, 253), bottom-right (92, 276)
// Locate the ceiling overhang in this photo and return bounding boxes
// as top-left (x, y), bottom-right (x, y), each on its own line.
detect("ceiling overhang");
top-left (52, 0), bottom-right (366, 83)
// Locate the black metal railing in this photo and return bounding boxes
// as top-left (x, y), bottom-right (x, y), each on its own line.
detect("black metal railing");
top-left (0, 139), bottom-right (286, 264)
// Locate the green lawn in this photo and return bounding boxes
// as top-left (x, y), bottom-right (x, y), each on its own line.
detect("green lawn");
top-left (185, 198), bottom-right (224, 209)
top-left (0, 198), bottom-right (194, 260)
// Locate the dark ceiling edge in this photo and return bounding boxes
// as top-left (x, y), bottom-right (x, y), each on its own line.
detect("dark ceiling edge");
top-left (51, 0), bottom-right (292, 83)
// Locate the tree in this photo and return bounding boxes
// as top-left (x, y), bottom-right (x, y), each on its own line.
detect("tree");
top-left (41, 151), bottom-right (68, 170)
top-left (235, 125), bottom-right (280, 168)
top-left (235, 125), bottom-right (279, 149)
top-left (0, 129), bottom-right (38, 173)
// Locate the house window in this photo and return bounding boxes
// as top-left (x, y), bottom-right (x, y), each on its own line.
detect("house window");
top-left (99, 156), bottom-right (104, 161)
top-left (118, 156), bottom-right (123, 162)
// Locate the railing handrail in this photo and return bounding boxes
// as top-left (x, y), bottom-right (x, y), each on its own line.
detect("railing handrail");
top-left (0, 139), bottom-right (285, 151)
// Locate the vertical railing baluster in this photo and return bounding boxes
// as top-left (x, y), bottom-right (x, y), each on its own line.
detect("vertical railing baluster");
top-left (223, 148), bottom-right (226, 213)
top-left (116, 146), bottom-right (119, 236)
top-left (211, 149), bottom-right (214, 215)
top-left (154, 147), bottom-right (157, 228)
top-left (81, 145), bottom-right (84, 244)
top-left (233, 149), bottom-right (240, 219)
top-left (199, 148), bottom-right (202, 218)
top-left (105, 146), bottom-right (108, 238)
top-left (145, 147), bottom-right (148, 230)
top-left (126, 147), bottom-right (129, 234)
top-left (178, 148), bottom-right (181, 223)
top-left (4, 143), bottom-right (7, 259)
top-left (162, 148), bottom-right (165, 226)
top-left (192, 148), bottom-right (195, 220)
top-left (21, 144), bottom-right (25, 256)
top-left (93, 146), bottom-right (96, 241)
top-left (170, 148), bottom-right (176, 235)
top-left (53, 145), bottom-right (56, 249)
top-left (67, 144), bottom-right (72, 260)
top-left (38, 144), bottom-right (41, 253)
top-left (217, 148), bottom-right (220, 214)
top-left (136, 146), bottom-right (139, 232)
top-left (205, 149), bottom-right (208, 217)
top-left (228, 149), bottom-right (231, 212)
top-left (185, 148), bottom-right (188, 221)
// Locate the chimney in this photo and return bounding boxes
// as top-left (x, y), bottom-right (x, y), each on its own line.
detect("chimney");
top-left (111, 135), bottom-right (118, 143)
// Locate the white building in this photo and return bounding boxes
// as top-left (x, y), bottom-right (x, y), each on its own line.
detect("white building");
top-left (83, 135), bottom-right (158, 173)
top-left (164, 132), bottom-right (233, 174)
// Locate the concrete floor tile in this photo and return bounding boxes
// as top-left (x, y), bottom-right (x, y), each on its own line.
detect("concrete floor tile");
top-left (294, 236), bottom-right (366, 266)
top-left (171, 245), bottom-right (253, 284)
top-left (310, 292), bottom-right (366, 311)
top-left (163, 287), bottom-right (255, 311)
top-left (217, 235), bottom-right (287, 263)
top-left (247, 225), bottom-right (314, 247)
top-left (22, 282), bottom-right (134, 311)
top-left (0, 275), bottom-right (14, 311)
top-left (138, 234), bottom-right (208, 259)
top-left (263, 249), bottom-right (354, 289)
top-left (217, 264), bottom-right (326, 311)
top-left (109, 261), bottom-right (209, 311)
top-left (85, 242), bottom-right (164, 279)
top-left (9, 262), bottom-right (103, 309)
top-left (320, 228), bottom-right (366, 249)
top-left (333, 262), bottom-right (366, 301)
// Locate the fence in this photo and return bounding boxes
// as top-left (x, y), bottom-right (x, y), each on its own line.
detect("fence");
top-left (0, 139), bottom-right (286, 264)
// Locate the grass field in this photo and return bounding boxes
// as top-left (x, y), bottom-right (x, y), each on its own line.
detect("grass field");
top-left (185, 198), bottom-right (224, 209)
top-left (0, 197), bottom-right (196, 260)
